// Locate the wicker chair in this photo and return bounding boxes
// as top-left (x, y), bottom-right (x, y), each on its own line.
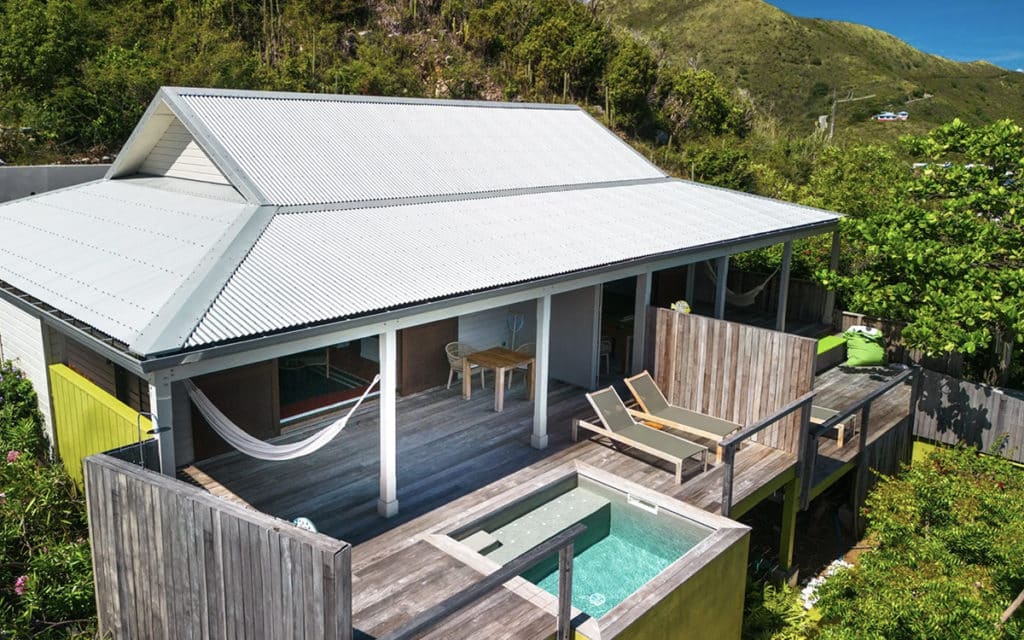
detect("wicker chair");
top-left (506, 342), bottom-right (535, 389)
top-left (445, 342), bottom-right (487, 390)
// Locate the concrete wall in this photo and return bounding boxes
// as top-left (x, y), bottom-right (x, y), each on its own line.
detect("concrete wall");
top-left (0, 298), bottom-right (54, 444)
top-left (614, 531), bottom-right (750, 640)
top-left (0, 164), bottom-right (109, 203)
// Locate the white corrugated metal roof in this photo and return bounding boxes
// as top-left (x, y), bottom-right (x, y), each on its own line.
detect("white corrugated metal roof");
top-left (0, 180), bottom-right (252, 347)
top-left (186, 179), bottom-right (837, 346)
top-left (174, 89), bottom-right (665, 206)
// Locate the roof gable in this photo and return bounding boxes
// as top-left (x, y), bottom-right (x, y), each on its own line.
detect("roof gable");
top-left (167, 88), bottom-right (666, 207)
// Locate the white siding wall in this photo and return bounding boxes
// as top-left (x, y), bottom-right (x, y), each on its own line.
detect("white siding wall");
top-left (458, 301), bottom-right (536, 351)
top-left (0, 299), bottom-right (54, 444)
top-left (138, 119), bottom-right (229, 185)
top-left (549, 286), bottom-right (601, 389)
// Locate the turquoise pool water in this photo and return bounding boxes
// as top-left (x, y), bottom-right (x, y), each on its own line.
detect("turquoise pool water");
top-left (467, 477), bottom-right (712, 620)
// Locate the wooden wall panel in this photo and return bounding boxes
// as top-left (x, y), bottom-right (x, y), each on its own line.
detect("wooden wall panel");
top-left (85, 455), bottom-right (352, 639)
top-left (191, 359), bottom-right (280, 460)
top-left (649, 308), bottom-right (817, 456)
top-left (398, 318), bottom-right (458, 396)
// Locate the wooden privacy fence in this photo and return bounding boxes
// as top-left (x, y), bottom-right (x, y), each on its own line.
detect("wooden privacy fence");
top-left (49, 363), bottom-right (151, 486)
top-left (915, 369), bottom-right (1024, 464)
top-left (647, 307), bottom-right (817, 455)
top-left (85, 455), bottom-right (352, 640)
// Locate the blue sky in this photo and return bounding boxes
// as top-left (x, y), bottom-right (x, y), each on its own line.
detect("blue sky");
top-left (767, 1), bottom-right (1024, 71)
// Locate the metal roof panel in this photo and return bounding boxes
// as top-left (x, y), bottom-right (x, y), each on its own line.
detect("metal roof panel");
top-left (176, 91), bottom-right (665, 206)
top-left (187, 180), bottom-right (838, 346)
top-left (0, 180), bottom-right (251, 347)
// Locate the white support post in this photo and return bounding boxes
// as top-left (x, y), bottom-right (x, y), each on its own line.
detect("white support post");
top-left (148, 376), bottom-right (176, 476)
top-left (823, 229), bottom-right (841, 325)
top-left (632, 272), bottom-right (652, 375)
top-left (532, 295), bottom-right (551, 450)
top-left (776, 241), bottom-right (793, 333)
top-left (378, 328), bottom-right (399, 518)
top-left (590, 284), bottom-right (603, 389)
top-left (685, 263), bottom-right (696, 304)
top-left (714, 256), bottom-right (729, 320)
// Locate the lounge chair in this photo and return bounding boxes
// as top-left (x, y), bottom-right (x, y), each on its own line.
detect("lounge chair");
top-left (624, 371), bottom-right (742, 463)
top-left (574, 387), bottom-right (707, 484)
top-left (810, 405), bottom-right (850, 447)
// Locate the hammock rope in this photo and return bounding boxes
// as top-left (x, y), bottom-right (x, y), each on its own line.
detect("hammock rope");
top-left (185, 374), bottom-right (380, 461)
top-left (704, 261), bottom-right (781, 308)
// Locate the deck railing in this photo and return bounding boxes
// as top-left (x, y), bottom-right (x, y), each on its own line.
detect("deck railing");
top-left (378, 522), bottom-right (586, 640)
top-left (719, 391), bottom-right (816, 517)
top-left (799, 365), bottom-right (920, 509)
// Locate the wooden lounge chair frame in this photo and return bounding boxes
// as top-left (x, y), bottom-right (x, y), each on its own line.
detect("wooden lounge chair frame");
top-left (624, 371), bottom-right (742, 464)
top-left (810, 405), bottom-right (850, 447)
top-left (574, 387), bottom-right (707, 484)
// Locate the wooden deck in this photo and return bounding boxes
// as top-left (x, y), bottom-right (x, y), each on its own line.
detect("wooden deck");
top-left (809, 365), bottom-right (913, 493)
top-left (186, 379), bottom-right (797, 638)
top-left (186, 377), bottom-right (798, 544)
top-left (177, 364), bottom-right (917, 638)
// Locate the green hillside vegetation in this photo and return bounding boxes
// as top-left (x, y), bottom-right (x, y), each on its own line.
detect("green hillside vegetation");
top-left (602, 0), bottom-right (1024, 142)
top-left (2, 0), bottom-right (1023, 385)
top-left (0, 0), bottom-right (750, 167)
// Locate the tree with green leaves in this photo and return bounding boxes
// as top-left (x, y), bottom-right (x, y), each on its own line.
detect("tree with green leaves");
top-left (818, 119), bottom-right (1024, 384)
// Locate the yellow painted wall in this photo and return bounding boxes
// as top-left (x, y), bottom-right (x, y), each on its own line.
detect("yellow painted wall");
top-left (613, 532), bottom-right (750, 640)
top-left (49, 364), bottom-right (151, 486)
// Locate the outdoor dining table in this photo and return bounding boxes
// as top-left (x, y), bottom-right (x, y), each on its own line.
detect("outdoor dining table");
top-left (462, 346), bottom-right (535, 412)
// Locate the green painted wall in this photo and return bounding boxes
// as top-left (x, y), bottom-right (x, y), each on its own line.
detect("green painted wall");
top-left (612, 532), bottom-right (750, 640)
top-left (50, 364), bottom-right (151, 486)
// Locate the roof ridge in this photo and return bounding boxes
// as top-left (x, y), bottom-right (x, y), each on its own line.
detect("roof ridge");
top-left (128, 203), bottom-right (278, 356)
top-left (165, 86), bottom-right (584, 111)
top-left (272, 176), bottom-right (674, 214)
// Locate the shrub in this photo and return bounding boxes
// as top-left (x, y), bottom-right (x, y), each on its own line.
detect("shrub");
top-left (813, 445), bottom-right (1024, 640)
top-left (743, 578), bottom-right (818, 639)
top-left (0, 360), bottom-right (96, 638)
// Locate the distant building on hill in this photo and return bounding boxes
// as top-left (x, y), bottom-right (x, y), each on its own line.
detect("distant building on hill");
top-left (873, 111), bottom-right (909, 122)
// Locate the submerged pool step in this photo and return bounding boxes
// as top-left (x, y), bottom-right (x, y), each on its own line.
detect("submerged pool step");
top-left (485, 488), bottom-right (611, 565)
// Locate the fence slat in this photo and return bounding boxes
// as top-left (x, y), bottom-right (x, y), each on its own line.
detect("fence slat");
top-left (649, 307), bottom-right (817, 456)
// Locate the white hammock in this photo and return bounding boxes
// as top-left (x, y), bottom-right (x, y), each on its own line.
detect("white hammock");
top-left (704, 262), bottom-right (781, 308)
top-left (185, 374), bottom-right (380, 461)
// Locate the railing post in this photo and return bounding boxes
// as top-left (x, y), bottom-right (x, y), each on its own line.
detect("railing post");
top-left (796, 399), bottom-right (813, 509)
top-left (557, 542), bottom-right (574, 640)
top-left (853, 403), bottom-right (872, 536)
top-left (906, 366), bottom-right (922, 462)
top-left (720, 444), bottom-right (736, 517)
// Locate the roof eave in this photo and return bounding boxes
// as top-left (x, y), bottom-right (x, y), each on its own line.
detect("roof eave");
top-left (137, 217), bottom-right (838, 375)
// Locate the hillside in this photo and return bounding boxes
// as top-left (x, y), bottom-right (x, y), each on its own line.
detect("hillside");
top-left (601, 0), bottom-right (1024, 141)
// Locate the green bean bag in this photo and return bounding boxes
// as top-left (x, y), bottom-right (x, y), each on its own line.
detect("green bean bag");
top-left (843, 326), bottom-right (886, 366)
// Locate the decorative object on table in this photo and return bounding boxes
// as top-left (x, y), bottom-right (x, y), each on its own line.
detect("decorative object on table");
top-left (445, 342), bottom-right (487, 390)
top-left (842, 326), bottom-right (886, 367)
